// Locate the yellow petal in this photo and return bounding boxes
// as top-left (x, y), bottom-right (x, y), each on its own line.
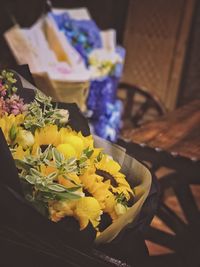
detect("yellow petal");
top-left (56, 143), bottom-right (77, 158)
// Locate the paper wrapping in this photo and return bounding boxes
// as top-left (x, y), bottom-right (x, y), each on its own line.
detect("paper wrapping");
top-left (52, 7), bottom-right (92, 20)
top-left (22, 72), bottom-right (152, 244)
top-left (1, 69), bottom-right (152, 246)
top-left (4, 16), bottom-right (90, 112)
top-left (33, 72), bottom-right (90, 111)
top-left (94, 136), bottom-right (152, 244)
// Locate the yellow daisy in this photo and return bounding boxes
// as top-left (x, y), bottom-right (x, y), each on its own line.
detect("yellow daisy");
top-left (0, 114), bottom-right (24, 143)
top-left (95, 154), bottom-right (134, 200)
top-left (79, 167), bottom-right (119, 221)
top-left (12, 145), bottom-right (30, 160)
top-left (58, 128), bottom-right (94, 158)
top-left (34, 124), bottom-right (60, 146)
top-left (74, 197), bottom-right (102, 230)
top-left (49, 197), bottom-right (102, 231)
top-left (49, 200), bottom-right (77, 222)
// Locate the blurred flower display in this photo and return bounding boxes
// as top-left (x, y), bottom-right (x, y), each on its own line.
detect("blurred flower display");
top-left (52, 12), bottom-right (102, 64)
top-left (0, 70), bottom-right (27, 116)
top-left (52, 10), bottom-right (125, 142)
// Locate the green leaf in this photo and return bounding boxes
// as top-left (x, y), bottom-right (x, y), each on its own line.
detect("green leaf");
top-left (97, 152), bottom-right (103, 162)
top-left (15, 159), bottom-right (31, 171)
top-left (25, 175), bottom-right (36, 185)
top-left (9, 124), bottom-right (17, 141)
top-left (12, 86), bottom-right (17, 93)
top-left (30, 168), bottom-right (41, 177)
top-left (63, 175), bottom-right (79, 186)
top-left (67, 157), bottom-right (77, 165)
top-left (65, 186), bottom-right (81, 192)
top-left (38, 190), bottom-right (80, 201)
top-left (47, 184), bottom-right (66, 192)
top-left (86, 149), bottom-right (94, 158)
top-left (83, 147), bottom-right (94, 158)
top-left (52, 148), bottom-right (63, 163)
top-left (55, 191), bottom-right (81, 200)
top-left (47, 172), bottom-right (57, 181)
top-left (79, 156), bottom-right (88, 164)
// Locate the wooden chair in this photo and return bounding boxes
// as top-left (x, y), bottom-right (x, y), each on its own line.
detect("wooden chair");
top-left (118, 138), bottom-right (200, 267)
top-left (117, 82), bottom-right (167, 138)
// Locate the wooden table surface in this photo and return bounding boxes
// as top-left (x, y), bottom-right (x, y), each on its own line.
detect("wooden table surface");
top-left (127, 99), bottom-right (200, 161)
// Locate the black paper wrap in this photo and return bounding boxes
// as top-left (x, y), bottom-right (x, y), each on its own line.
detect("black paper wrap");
top-left (0, 128), bottom-right (113, 267)
top-left (0, 66), bottom-right (159, 266)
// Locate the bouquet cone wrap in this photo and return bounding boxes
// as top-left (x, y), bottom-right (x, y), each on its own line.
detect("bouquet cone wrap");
top-left (0, 69), bottom-right (154, 252)
top-left (94, 136), bottom-right (152, 244)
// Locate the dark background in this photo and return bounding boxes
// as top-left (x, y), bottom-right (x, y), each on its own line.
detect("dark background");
top-left (0, 0), bottom-right (200, 106)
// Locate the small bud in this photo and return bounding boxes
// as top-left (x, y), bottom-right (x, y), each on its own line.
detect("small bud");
top-left (9, 124), bottom-right (18, 141)
top-left (58, 109), bottom-right (69, 124)
top-left (114, 203), bottom-right (128, 216)
top-left (16, 129), bottom-right (35, 149)
top-left (12, 86), bottom-right (18, 93)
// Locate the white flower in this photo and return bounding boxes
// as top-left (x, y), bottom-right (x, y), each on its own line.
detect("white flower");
top-left (89, 49), bottom-right (122, 64)
top-left (88, 48), bottom-right (123, 78)
top-left (58, 109), bottom-right (69, 124)
top-left (114, 203), bottom-right (128, 216)
top-left (16, 130), bottom-right (34, 149)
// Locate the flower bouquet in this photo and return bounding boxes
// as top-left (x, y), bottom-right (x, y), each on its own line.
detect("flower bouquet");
top-left (50, 8), bottom-right (125, 141)
top-left (0, 69), bottom-right (156, 265)
top-left (4, 6), bottom-right (125, 140)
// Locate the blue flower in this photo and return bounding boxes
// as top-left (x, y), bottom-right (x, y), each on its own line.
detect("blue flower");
top-left (52, 12), bottom-right (102, 64)
top-left (91, 100), bottom-right (123, 142)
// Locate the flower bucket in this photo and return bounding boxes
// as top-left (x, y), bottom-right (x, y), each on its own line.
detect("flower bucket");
top-left (0, 69), bottom-right (158, 265)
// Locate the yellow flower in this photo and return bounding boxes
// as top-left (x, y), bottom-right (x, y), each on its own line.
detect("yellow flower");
top-left (14, 114), bottom-right (25, 125)
top-left (49, 196), bottom-right (102, 230)
top-left (0, 114), bottom-right (24, 143)
top-left (63, 135), bottom-right (84, 156)
top-left (58, 173), bottom-right (81, 188)
top-left (40, 164), bottom-right (57, 176)
top-left (90, 148), bottom-right (103, 163)
top-left (58, 128), bottom-right (94, 157)
top-left (74, 197), bottom-right (102, 230)
top-left (49, 200), bottom-right (77, 222)
top-left (56, 143), bottom-right (77, 158)
top-left (104, 194), bottom-right (118, 221)
top-left (79, 167), bottom-right (119, 220)
top-left (95, 154), bottom-right (133, 200)
top-left (57, 127), bottom-right (73, 144)
top-left (77, 132), bottom-right (94, 150)
top-left (34, 124), bottom-right (59, 146)
top-left (12, 145), bottom-right (30, 160)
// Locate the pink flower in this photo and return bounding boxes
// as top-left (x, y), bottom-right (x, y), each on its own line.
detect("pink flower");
top-left (0, 97), bottom-right (7, 116)
top-left (0, 83), bottom-right (6, 97)
top-left (5, 94), bottom-right (27, 115)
